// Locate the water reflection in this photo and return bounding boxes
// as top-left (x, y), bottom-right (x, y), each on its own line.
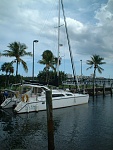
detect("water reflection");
top-left (0, 95), bottom-right (113, 150)
top-left (0, 109), bottom-right (48, 150)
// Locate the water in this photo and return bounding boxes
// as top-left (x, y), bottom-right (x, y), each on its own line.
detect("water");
top-left (0, 95), bottom-right (113, 150)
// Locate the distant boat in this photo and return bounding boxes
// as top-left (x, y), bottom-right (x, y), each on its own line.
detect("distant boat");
top-left (14, 83), bottom-right (89, 113)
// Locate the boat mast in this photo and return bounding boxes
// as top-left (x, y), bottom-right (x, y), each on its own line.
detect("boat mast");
top-left (57, 0), bottom-right (61, 77)
top-left (61, 0), bottom-right (80, 91)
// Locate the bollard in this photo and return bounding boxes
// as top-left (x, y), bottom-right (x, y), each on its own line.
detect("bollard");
top-left (46, 90), bottom-right (54, 150)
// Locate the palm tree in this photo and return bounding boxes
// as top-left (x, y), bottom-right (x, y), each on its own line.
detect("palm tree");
top-left (38, 50), bottom-right (56, 83)
top-left (38, 50), bottom-right (55, 71)
top-left (0, 62), bottom-right (14, 75)
top-left (2, 41), bottom-right (32, 76)
top-left (86, 54), bottom-right (106, 95)
top-left (0, 62), bottom-right (14, 86)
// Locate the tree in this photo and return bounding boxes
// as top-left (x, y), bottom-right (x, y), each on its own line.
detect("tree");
top-left (38, 50), bottom-right (55, 71)
top-left (2, 41), bottom-right (32, 76)
top-left (86, 54), bottom-right (106, 94)
top-left (0, 62), bottom-right (14, 86)
top-left (0, 62), bottom-right (14, 75)
top-left (38, 50), bottom-right (62, 84)
top-left (37, 70), bottom-right (67, 86)
top-left (38, 50), bottom-right (56, 83)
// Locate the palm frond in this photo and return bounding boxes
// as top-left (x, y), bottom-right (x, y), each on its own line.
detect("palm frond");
top-left (86, 66), bottom-right (93, 70)
top-left (38, 60), bottom-right (46, 65)
top-left (20, 59), bottom-right (28, 72)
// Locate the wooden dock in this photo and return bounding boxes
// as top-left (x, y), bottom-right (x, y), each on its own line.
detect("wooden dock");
top-left (69, 84), bottom-right (113, 96)
top-left (85, 87), bottom-right (113, 96)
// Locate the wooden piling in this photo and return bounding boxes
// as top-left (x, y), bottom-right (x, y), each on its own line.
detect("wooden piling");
top-left (93, 84), bottom-right (95, 96)
top-left (46, 90), bottom-right (55, 150)
top-left (96, 84), bottom-right (98, 96)
top-left (103, 83), bottom-right (105, 96)
top-left (110, 83), bottom-right (113, 96)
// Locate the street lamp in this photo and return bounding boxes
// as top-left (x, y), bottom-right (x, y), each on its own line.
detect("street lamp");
top-left (32, 40), bottom-right (38, 80)
top-left (80, 60), bottom-right (82, 77)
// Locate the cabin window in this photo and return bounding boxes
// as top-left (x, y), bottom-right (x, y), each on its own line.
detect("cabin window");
top-left (33, 87), bottom-right (43, 95)
top-left (22, 86), bottom-right (32, 94)
top-left (66, 94), bottom-right (73, 96)
top-left (52, 94), bottom-right (65, 97)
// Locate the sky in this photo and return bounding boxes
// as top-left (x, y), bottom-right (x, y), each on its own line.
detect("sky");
top-left (0, 0), bottom-right (113, 78)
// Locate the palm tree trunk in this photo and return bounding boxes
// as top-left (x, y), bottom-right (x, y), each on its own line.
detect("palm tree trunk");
top-left (16, 60), bottom-right (18, 76)
top-left (5, 72), bottom-right (8, 87)
top-left (46, 70), bottom-right (49, 85)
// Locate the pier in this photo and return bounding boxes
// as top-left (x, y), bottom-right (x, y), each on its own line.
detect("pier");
top-left (63, 77), bottom-right (113, 96)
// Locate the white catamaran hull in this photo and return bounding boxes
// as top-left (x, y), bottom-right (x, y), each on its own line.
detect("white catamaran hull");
top-left (14, 94), bottom-right (89, 113)
top-left (1, 97), bottom-right (20, 108)
top-left (1, 84), bottom-right (22, 109)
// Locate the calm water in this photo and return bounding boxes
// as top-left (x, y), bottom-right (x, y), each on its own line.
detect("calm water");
top-left (0, 95), bottom-right (113, 150)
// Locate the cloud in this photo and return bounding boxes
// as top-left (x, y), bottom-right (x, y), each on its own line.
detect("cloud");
top-left (0, 0), bottom-right (113, 77)
top-left (93, 0), bottom-right (113, 59)
top-left (59, 0), bottom-right (113, 63)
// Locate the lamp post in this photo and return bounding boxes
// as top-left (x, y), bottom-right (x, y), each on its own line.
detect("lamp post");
top-left (80, 60), bottom-right (82, 78)
top-left (32, 40), bottom-right (38, 80)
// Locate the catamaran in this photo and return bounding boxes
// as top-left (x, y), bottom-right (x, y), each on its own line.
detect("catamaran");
top-left (14, 0), bottom-right (89, 114)
top-left (14, 83), bottom-right (89, 113)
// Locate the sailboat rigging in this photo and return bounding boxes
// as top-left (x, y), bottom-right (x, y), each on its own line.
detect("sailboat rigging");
top-left (57, 0), bottom-right (61, 78)
top-left (57, 0), bottom-right (80, 91)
